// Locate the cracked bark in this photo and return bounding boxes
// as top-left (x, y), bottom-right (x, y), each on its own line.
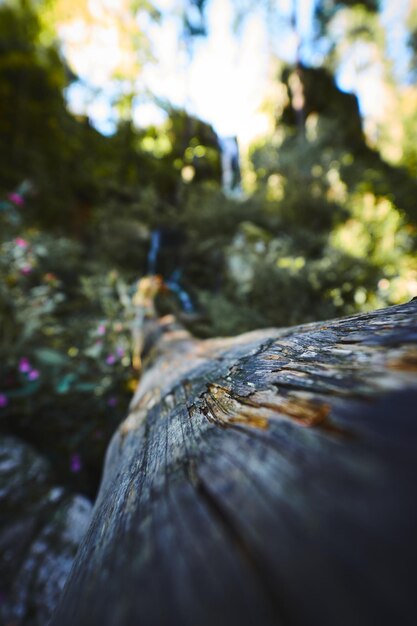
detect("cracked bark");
top-left (51, 300), bottom-right (417, 626)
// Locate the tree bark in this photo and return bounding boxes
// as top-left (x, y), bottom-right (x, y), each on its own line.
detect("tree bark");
top-left (51, 300), bottom-right (417, 626)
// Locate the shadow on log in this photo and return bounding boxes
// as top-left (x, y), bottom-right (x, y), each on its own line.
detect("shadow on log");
top-left (51, 299), bottom-right (417, 626)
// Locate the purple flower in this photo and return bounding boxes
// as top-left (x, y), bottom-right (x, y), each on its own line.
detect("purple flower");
top-left (19, 358), bottom-right (31, 373)
top-left (8, 192), bottom-right (24, 206)
top-left (15, 237), bottom-right (28, 249)
top-left (106, 354), bottom-right (116, 365)
top-left (107, 396), bottom-right (118, 407)
top-left (70, 453), bottom-right (82, 473)
top-left (0, 394), bottom-right (8, 408)
top-left (28, 369), bottom-right (40, 381)
top-left (116, 347), bottom-right (125, 358)
top-left (20, 264), bottom-right (32, 276)
top-left (97, 324), bottom-right (106, 336)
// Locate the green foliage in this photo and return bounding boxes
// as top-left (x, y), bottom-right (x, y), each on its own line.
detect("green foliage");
top-left (0, 208), bottom-right (140, 496)
top-left (0, 0), bottom-right (92, 226)
top-left (181, 65), bottom-right (416, 336)
top-left (139, 68), bottom-right (416, 338)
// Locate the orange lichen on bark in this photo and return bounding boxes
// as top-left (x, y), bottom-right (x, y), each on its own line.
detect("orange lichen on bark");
top-left (198, 384), bottom-right (349, 436)
top-left (387, 347), bottom-right (417, 372)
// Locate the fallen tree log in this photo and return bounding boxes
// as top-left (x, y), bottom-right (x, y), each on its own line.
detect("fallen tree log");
top-left (51, 300), bottom-right (417, 626)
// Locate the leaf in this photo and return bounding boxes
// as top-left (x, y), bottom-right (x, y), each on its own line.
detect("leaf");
top-left (84, 343), bottom-right (103, 358)
top-left (35, 348), bottom-right (68, 366)
top-left (7, 381), bottom-right (41, 398)
top-left (74, 383), bottom-right (97, 393)
top-left (56, 373), bottom-right (77, 394)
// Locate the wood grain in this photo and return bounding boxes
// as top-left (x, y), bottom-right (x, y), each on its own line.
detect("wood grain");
top-left (51, 300), bottom-right (417, 626)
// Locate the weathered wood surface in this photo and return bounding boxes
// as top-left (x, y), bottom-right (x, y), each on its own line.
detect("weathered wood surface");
top-left (51, 300), bottom-right (417, 626)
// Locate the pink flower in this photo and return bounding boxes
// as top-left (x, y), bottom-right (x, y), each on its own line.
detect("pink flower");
top-left (70, 453), bottom-right (82, 473)
top-left (28, 369), bottom-right (40, 381)
top-left (0, 394), bottom-right (8, 408)
top-left (20, 265), bottom-right (32, 275)
top-left (106, 354), bottom-right (116, 365)
top-left (15, 237), bottom-right (28, 249)
top-left (19, 358), bottom-right (31, 373)
top-left (97, 324), bottom-right (106, 336)
top-left (8, 193), bottom-right (24, 206)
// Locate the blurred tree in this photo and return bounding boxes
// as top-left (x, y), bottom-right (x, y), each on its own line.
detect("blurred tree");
top-left (48, 0), bottom-right (161, 189)
top-left (0, 0), bottom-right (114, 230)
top-left (314, 0), bottom-right (380, 34)
top-left (407, 0), bottom-right (417, 71)
top-left (216, 62), bottom-right (417, 331)
top-left (183, 0), bottom-right (208, 38)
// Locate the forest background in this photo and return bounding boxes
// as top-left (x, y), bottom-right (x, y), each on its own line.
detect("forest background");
top-left (1, 0), bottom-right (417, 498)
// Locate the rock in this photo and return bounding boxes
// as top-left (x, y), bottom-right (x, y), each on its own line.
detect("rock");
top-left (0, 437), bottom-right (54, 587)
top-left (0, 437), bottom-right (92, 626)
top-left (4, 495), bottom-right (92, 626)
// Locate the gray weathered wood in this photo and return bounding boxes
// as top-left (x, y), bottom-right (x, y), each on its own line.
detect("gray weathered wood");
top-left (51, 300), bottom-right (417, 626)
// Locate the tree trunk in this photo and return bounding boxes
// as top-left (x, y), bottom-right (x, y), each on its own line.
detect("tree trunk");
top-left (51, 300), bottom-right (417, 626)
